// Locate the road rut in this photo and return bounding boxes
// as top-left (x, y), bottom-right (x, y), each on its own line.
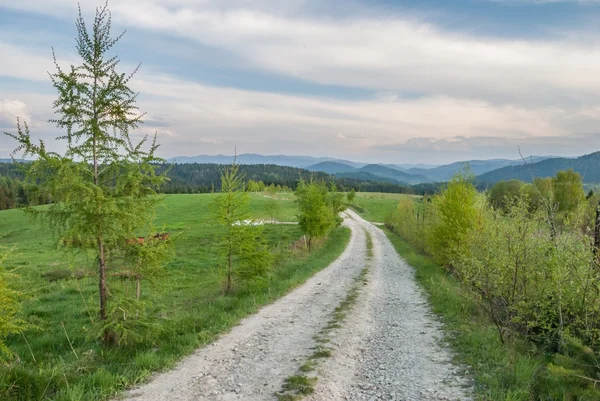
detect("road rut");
top-left (122, 210), bottom-right (470, 401)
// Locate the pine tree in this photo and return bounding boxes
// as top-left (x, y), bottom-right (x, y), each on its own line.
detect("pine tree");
top-left (211, 161), bottom-right (272, 293)
top-left (5, 2), bottom-right (167, 345)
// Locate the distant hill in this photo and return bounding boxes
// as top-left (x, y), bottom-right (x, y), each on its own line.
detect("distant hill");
top-left (408, 157), bottom-right (552, 182)
top-left (335, 171), bottom-right (408, 185)
top-left (305, 161), bottom-right (358, 174)
top-left (359, 164), bottom-right (428, 184)
top-left (477, 152), bottom-right (600, 183)
top-left (306, 162), bottom-right (427, 184)
top-left (167, 154), bottom-right (365, 169)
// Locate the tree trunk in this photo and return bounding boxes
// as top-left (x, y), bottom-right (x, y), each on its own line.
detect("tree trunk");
top-left (136, 277), bottom-right (141, 300)
top-left (227, 242), bottom-right (232, 293)
top-left (594, 201), bottom-right (600, 264)
top-left (98, 237), bottom-right (107, 321)
top-left (308, 236), bottom-right (312, 252)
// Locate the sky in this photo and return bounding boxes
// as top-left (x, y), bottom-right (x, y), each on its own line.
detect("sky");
top-left (2, 0), bottom-right (600, 164)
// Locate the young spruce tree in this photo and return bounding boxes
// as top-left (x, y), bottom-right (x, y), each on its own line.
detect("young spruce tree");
top-left (211, 160), bottom-right (272, 293)
top-left (5, 3), bottom-right (167, 345)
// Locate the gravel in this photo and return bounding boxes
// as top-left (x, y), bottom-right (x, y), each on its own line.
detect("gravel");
top-left (121, 210), bottom-right (471, 401)
top-left (306, 211), bottom-right (472, 401)
top-left (121, 213), bottom-right (368, 401)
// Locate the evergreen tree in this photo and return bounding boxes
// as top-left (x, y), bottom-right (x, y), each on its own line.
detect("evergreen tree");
top-left (5, 3), bottom-right (167, 344)
top-left (211, 161), bottom-right (272, 293)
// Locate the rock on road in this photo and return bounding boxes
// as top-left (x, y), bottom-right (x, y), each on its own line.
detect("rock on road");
top-left (121, 210), bottom-right (471, 401)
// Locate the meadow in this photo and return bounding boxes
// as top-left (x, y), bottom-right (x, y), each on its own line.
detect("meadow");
top-left (350, 192), bottom-right (419, 222)
top-left (0, 193), bottom-right (350, 400)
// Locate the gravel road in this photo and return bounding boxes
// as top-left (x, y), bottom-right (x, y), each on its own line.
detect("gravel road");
top-left (121, 210), bottom-right (470, 401)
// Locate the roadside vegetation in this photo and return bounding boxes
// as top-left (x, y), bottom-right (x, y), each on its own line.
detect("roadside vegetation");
top-left (385, 168), bottom-right (600, 400)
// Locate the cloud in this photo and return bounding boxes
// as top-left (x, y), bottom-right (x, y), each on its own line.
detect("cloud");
top-left (372, 133), bottom-right (600, 163)
top-left (3, 0), bottom-right (600, 107)
top-left (4, 68), bottom-right (600, 162)
top-left (0, 99), bottom-right (30, 128)
top-left (3, 1), bottom-right (600, 163)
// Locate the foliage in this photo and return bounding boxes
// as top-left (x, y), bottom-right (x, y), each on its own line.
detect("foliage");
top-left (347, 188), bottom-right (356, 203)
top-left (489, 179), bottom-right (523, 211)
top-left (553, 168), bottom-right (585, 213)
top-left (265, 198), bottom-right (281, 223)
top-left (295, 180), bottom-right (344, 251)
top-left (211, 162), bottom-right (273, 293)
top-left (426, 172), bottom-right (482, 268)
top-left (385, 168), bottom-right (600, 398)
top-left (4, 3), bottom-right (168, 345)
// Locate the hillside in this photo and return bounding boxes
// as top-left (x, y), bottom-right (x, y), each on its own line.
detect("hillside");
top-left (477, 152), bottom-right (600, 183)
top-left (307, 162), bottom-right (428, 184)
top-left (360, 164), bottom-right (428, 184)
top-left (305, 161), bottom-right (358, 174)
top-left (168, 154), bottom-right (365, 169)
top-left (408, 157), bottom-right (551, 182)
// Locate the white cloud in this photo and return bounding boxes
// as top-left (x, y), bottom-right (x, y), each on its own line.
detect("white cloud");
top-left (0, 100), bottom-right (30, 128)
top-left (3, 1), bottom-right (600, 162)
top-left (3, 0), bottom-right (600, 106)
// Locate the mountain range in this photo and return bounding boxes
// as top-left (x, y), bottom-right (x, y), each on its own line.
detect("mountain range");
top-left (167, 154), bottom-right (365, 168)
top-left (170, 153), bottom-right (559, 185)
top-left (5, 152), bottom-right (599, 185)
top-left (477, 152), bottom-right (600, 183)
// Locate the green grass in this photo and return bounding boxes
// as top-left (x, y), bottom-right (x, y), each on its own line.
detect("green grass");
top-left (349, 192), bottom-right (419, 222)
top-left (384, 228), bottom-right (600, 401)
top-left (0, 193), bottom-right (349, 401)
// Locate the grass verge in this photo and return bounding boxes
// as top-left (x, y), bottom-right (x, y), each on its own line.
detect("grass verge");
top-left (384, 228), bottom-right (600, 401)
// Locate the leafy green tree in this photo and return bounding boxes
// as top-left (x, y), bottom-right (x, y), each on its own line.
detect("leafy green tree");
top-left (553, 169), bottom-right (585, 213)
top-left (5, 3), bottom-right (167, 344)
top-left (295, 180), bottom-right (338, 251)
top-left (328, 182), bottom-right (346, 228)
top-left (247, 180), bottom-right (260, 192)
top-left (489, 179), bottom-right (523, 212)
top-left (265, 198), bottom-right (281, 223)
top-left (428, 172), bottom-right (481, 268)
top-left (212, 162), bottom-right (273, 293)
top-left (347, 188), bottom-right (356, 204)
top-left (0, 250), bottom-right (26, 360)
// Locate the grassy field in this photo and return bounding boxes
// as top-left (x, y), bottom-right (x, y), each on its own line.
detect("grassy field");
top-left (0, 193), bottom-right (349, 401)
top-left (349, 192), bottom-right (418, 222)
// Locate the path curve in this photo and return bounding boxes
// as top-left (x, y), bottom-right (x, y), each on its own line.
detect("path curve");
top-left (306, 211), bottom-right (471, 400)
top-left (122, 213), bottom-right (367, 401)
top-left (121, 210), bottom-right (470, 401)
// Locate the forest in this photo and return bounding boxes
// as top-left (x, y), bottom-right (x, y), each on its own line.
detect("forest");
top-left (0, 161), bottom-right (424, 211)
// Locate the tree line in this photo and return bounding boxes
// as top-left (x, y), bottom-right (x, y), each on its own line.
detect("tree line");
top-left (0, 160), bottom-right (431, 211)
top-left (385, 168), bottom-right (600, 397)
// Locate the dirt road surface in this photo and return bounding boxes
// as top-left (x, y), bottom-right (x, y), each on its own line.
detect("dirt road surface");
top-left (122, 210), bottom-right (471, 401)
